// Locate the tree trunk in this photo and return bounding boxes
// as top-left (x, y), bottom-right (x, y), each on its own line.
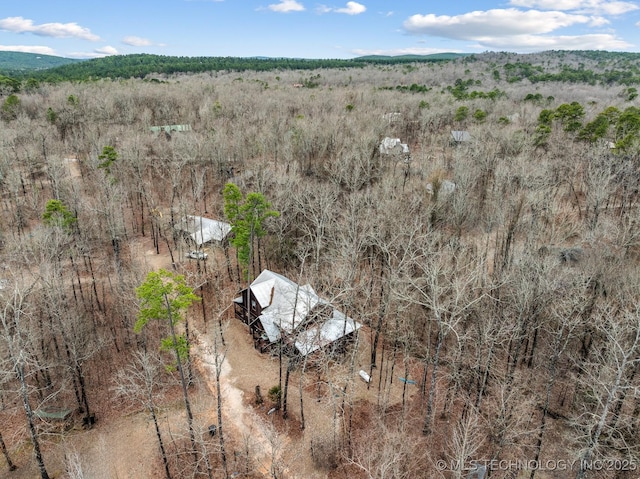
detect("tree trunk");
top-left (369, 256), bottom-right (389, 373)
top-left (423, 326), bottom-right (443, 435)
top-left (149, 401), bottom-right (172, 479)
top-left (163, 294), bottom-right (199, 466)
top-left (0, 430), bottom-right (17, 471)
top-left (18, 363), bottom-right (50, 479)
top-left (213, 326), bottom-right (229, 479)
top-left (282, 358), bottom-right (293, 419)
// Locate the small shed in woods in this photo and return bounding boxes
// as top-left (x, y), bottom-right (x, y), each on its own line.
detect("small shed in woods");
top-left (35, 408), bottom-right (73, 421)
top-left (451, 130), bottom-right (471, 143)
top-left (234, 269), bottom-right (361, 356)
top-left (175, 215), bottom-right (231, 246)
top-left (34, 407), bottom-right (74, 431)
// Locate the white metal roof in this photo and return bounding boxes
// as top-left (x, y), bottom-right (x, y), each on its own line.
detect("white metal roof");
top-left (258, 312), bottom-right (283, 343)
top-left (175, 215), bottom-right (231, 246)
top-left (249, 270), bottom-right (360, 352)
top-left (294, 309), bottom-right (361, 356)
top-left (451, 130), bottom-right (471, 142)
top-left (250, 270), bottom-right (320, 336)
top-left (379, 137), bottom-right (409, 155)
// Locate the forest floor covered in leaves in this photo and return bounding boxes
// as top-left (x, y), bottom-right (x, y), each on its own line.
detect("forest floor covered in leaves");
top-left (3, 236), bottom-right (416, 479)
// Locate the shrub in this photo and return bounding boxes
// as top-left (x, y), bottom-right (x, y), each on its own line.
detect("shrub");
top-left (268, 385), bottom-right (281, 404)
top-left (454, 106), bottom-right (469, 122)
top-left (1, 94), bottom-right (20, 120)
top-left (473, 109), bottom-right (487, 122)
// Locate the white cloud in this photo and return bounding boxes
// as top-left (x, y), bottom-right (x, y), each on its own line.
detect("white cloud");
top-left (403, 9), bottom-right (592, 38)
top-left (0, 16), bottom-right (100, 41)
top-left (65, 45), bottom-right (119, 58)
top-left (476, 33), bottom-right (632, 50)
top-left (68, 45), bottom-right (119, 59)
top-left (268, 0), bottom-right (305, 12)
top-left (0, 44), bottom-right (57, 55)
top-left (123, 36), bottom-right (153, 47)
top-left (335, 2), bottom-right (366, 15)
top-left (318, 2), bottom-right (366, 14)
top-left (400, 7), bottom-right (634, 51)
top-left (509, 0), bottom-right (639, 15)
top-left (588, 16), bottom-right (610, 25)
top-left (95, 46), bottom-right (118, 55)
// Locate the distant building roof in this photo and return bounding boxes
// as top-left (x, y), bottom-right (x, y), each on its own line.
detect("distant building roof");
top-left (35, 408), bottom-right (73, 421)
top-left (383, 112), bottom-right (402, 123)
top-left (150, 124), bottom-right (192, 134)
top-left (426, 179), bottom-right (456, 195)
top-left (379, 137), bottom-right (410, 155)
top-left (451, 130), bottom-right (471, 142)
top-left (175, 215), bottom-right (231, 246)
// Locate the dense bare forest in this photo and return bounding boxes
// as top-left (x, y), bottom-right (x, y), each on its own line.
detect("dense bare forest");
top-left (1, 51), bottom-right (640, 479)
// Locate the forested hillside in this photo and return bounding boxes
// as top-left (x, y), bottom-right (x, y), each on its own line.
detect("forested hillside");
top-left (0, 51), bottom-right (639, 479)
top-left (0, 51), bottom-right (81, 75)
top-left (3, 49), bottom-right (639, 85)
top-left (3, 52), bottom-right (457, 83)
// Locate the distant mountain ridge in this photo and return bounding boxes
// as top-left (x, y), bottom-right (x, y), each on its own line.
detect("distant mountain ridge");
top-left (355, 53), bottom-right (470, 61)
top-left (3, 52), bottom-right (463, 82)
top-left (0, 51), bottom-right (465, 77)
top-left (0, 51), bottom-right (82, 74)
top-left (2, 50), bottom-right (639, 86)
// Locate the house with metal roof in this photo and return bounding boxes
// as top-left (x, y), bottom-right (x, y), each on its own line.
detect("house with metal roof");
top-left (234, 269), bottom-right (361, 356)
top-left (379, 137), bottom-right (410, 156)
top-left (174, 215), bottom-right (231, 246)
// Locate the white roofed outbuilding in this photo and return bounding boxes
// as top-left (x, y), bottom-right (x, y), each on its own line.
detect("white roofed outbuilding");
top-left (175, 215), bottom-right (231, 246)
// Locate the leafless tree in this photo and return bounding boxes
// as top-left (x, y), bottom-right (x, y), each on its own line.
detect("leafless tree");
top-left (446, 407), bottom-right (486, 479)
top-left (113, 350), bottom-right (173, 479)
top-left (572, 304), bottom-right (640, 479)
top-left (347, 422), bottom-right (428, 479)
top-left (0, 276), bottom-right (51, 479)
top-left (395, 237), bottom-right (485, 435)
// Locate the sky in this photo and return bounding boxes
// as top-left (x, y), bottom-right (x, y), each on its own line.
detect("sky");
top-left (0, 0), bottom-right (639, 59)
